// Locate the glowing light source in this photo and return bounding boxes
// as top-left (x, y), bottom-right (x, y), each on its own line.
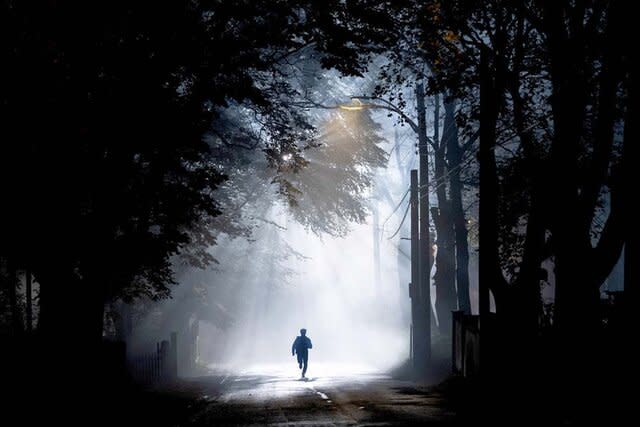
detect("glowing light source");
top-left (282, 153), bottom-right (293, 161)
top-left (339, 98), bottom-right (366, 111)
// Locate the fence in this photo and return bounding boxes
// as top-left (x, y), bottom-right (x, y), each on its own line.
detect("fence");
top-left (128, 343), bottom-right (163, 384)
top-left (127, 332), bottom-right (177, 384)
top-left (452, 311), bottom-right (480, 377)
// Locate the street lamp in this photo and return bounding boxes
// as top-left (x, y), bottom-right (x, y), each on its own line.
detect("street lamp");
top-left (340, 87), bottom-right (432, 374)
top-left (338, 98), bottom-right (367, 111)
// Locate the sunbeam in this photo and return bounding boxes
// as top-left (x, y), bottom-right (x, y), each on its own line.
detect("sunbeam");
top-left (201, 206), bottom-right (410, 375)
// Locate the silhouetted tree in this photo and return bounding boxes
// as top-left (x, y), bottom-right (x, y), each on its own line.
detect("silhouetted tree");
top-left (431, 95), bottom-right (457, 337)
top-left (0, 1), bottom-right (396, 352)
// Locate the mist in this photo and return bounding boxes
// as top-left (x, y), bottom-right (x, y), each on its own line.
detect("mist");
top-left (194, 207), bottom-right (410, 373)
top-left (3, 2), bottom-right (633, 424)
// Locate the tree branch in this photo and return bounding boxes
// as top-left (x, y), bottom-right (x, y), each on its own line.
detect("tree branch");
top-left (256, 217), bottom-right (288, 230)
top-left (460, 130), bottom-right (480, 153)
top-left (211, 129), bottom-right (259, 150)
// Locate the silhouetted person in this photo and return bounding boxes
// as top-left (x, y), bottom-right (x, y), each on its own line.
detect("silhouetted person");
top-left (291, 328), bottom-right (312, 378)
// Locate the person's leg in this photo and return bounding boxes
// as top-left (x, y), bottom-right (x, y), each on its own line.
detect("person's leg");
top-left (297, 354), bottom-right (302, 369)
top-left (302, 353), bottom-right (308, 377)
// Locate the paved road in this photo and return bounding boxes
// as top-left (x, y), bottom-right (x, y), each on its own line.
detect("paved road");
top-left (171, 363), bottom-right (458, 426)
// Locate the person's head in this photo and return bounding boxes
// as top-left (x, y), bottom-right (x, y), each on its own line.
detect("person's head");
top-left (300, 328), bottom-right (307, 336)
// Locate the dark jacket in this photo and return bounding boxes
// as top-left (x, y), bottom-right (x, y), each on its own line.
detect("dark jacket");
top-left (291, 336), bottom-right (313, 355)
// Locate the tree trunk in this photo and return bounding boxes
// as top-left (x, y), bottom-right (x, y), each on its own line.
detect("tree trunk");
top-left (506, 61), bottom-right (546, 340)
top-left (432, 95), bottom-right (457, 338)
top-left (622, 52), bottom-right (638, 421)
top-left (544, 2), bottom-right (596, 343)
top-left (113, 301), bottom-right (133, 345)
top-left (541, 8), bottom-right (612, 410)
top-left (479, 47), bottom-right (504, 319)
top-left (7, 260), bottom-right (21, 336)
top-left (34, 266), bottom-right (106, 398)
top-left (444, 99), bottom-right (471, 315)
top-left (479, 45), bottom-right (510, 379)
top-left (432, 206), bottom-right (456, 336)
top-left (622, 39), bottom-right (638, 329)
top-left (25, 269), bottom-right (33, 333)
top-left (512, 188), bottom-right (545, 336)
top-left (38, 265), bottom-right (106, 348)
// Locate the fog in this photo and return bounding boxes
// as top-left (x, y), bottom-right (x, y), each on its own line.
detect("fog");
top-left (186, 105), bottom-right (421, 374)
top-left (198, 208), bottom-right (411, 373)
top-left (128, 104), bottom-right (485, 376)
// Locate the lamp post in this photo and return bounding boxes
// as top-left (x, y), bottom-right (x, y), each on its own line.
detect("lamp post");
top-left (340, 86), bottom-right (432, 375)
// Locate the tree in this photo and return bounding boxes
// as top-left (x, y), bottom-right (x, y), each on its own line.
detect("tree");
top-left (285, 109), bottom-right (388, 236)
top-left (0, 1), bottom-right (396, 353)
top-left (536, 0), bottom-right (626, 342)
top-left (113, 63), bottom-right (390, 363)
top-left (417, 3), bottom-right (630, 394)
top-left (444, 98), bottom-right (473, 315)
top-left (431, 94), bottom-right (457, 337)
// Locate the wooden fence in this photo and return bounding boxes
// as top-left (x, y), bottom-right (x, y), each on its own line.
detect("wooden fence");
top-left (128, 343), bottom-right (163, 384)
top-left (127, 332), bottom-right (177, 384)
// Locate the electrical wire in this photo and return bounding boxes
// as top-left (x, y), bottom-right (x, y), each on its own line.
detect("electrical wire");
top-left (387, 200), bottom-right (411, 240)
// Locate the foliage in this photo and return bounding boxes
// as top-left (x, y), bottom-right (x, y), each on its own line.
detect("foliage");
top-left (0, 1), bottom-right (392, 316)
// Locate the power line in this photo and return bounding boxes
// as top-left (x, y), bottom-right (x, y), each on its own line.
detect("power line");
top-left (387, 200), bottom-right (411, 240)
top-left (381, 187), bottom-right (410, 230)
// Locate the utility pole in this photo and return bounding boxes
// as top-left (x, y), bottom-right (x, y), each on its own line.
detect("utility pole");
top-left (335, 90), bottom-right (432, 374)
top-left (416, 82), bottom-right (431, 372)
top-left (410, 169), bottom-right (419, 369)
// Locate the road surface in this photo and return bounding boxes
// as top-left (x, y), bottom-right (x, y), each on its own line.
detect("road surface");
top-left (168, 363), bottom-right (458, 426)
